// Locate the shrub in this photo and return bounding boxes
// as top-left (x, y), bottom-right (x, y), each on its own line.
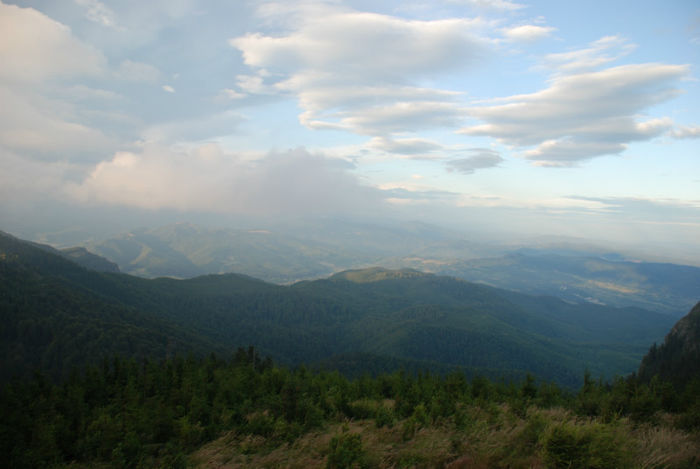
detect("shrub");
top-left (348, 399), bottom-right (378, 420)
top-left (244, 412), bottom-right (275, 437)
top-left (543, 422), bottom-right (632, 469)
top-left (412, 403), bottom-right (429, 426)
top-left (326, 432), bottom-right (367, 469)
top-left (374, 405), bottom-right (394, 428)
top-left (401, 417), bottom-right (417, 441)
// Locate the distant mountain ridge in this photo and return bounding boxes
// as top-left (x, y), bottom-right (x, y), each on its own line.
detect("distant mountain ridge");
top-left (329, 267), bottom-right (429, 283)
top-left (58, 246), bottom-right (120, 273)
top-left (81, 221), bottom-right (500, 282)
top-left (0, 229), bottom-right (676, 388)
top-left (400, 251), bottom-right (700, 316)
top-left (78, 223), bottom-right (700, 315)
top-left (0, 230), bottom-right (119, 273)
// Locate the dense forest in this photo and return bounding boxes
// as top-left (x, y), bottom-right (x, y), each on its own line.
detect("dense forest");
top-left (0, 231), bottom-right (675, 388)
top-left (2, 347), bottom-right (699, 468)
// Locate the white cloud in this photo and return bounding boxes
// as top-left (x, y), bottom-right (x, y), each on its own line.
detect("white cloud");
top-left (447, 148), bottom-right (503, 173)
top-left (446, 0), bottom-right (525, 11)
top-left (221, 88), bottom-right (247, 100)
top-left (287, 82), bottom-right (463, 135)
top-left (235, 73), bottom-right (271, 94)
top-left (543, 36), bottom-right (636, 74)
top-left (523, 140), bottom-right (626, 167)
top-left (74, 0), bottom-right (119, 29)
top-left (669, 125), bottom-right (700, 139)
top-left (232, 13), bottom-right (487, 80)
top-left (230, 6), bottom-right (488, 138)
top-left (69, 145), bottom-right (388, 214)
top-left (328, 101), bottom-right (467, 136)
top-left (461, 62), bottom-right (688, 165)
top-left (0, 1), bottom-right (105, 83)
top-left (503, 25), bottom-right (555, 42)
top-left (368, 137), bottom-right (443, 155)
top-left (0, 2), bottom-right (116, 160)
top-left (162, 85), bottom-right (175, 93)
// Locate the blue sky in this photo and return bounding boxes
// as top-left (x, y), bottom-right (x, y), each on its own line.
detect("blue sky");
top-left (0, 0), bottom-right (698, 260)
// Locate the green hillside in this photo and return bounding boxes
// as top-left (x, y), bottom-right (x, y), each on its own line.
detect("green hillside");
top-left (292, 268), bottom-right (673, 386)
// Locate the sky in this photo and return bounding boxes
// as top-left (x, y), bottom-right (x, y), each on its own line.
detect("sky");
top-left (0, 0), bottom-right (699, 261)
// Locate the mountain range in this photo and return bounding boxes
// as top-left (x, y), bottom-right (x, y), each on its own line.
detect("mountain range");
top-left (0, 229), bottom-right (677, 388)
top-left (71, 222), bottom-right (700, 317)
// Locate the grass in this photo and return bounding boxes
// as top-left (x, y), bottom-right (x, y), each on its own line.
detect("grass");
top-left (634, 424), bottom-right (700, 469)
top-left (189, 402), bottom-right (700, 469)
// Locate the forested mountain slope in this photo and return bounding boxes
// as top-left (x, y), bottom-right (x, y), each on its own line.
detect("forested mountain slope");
top-left (0, 231), bottom-right (675, 388)
top-left (293, 268), bottom-right (674, 386)
top-left (0, 232), bottom-right (225, 382)
top-left (638, 301), bottom-right (700, 386)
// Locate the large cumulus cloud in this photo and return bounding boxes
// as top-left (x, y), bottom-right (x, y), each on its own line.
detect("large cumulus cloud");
top-left (69, 144), bottom-right (391, 215)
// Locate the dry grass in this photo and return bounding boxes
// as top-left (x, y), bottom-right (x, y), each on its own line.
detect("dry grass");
top-left (191, 429), bottom-right (329, 468)
top-left (634, 424), bottom-right (700, 469)
top-left (190, 405), bottom-right (700, 469)
top-left (191, 419), bottom-right (463, 468)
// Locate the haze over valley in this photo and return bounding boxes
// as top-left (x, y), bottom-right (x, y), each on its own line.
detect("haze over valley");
top-left (27, 219), bottom-right (700, 317)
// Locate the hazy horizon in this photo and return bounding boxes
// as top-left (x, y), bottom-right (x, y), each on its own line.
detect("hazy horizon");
top-left (1, 1), bottom-right (698, 265)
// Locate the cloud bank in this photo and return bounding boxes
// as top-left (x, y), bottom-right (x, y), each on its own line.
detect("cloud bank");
top-left (69, 145), bottom-right (389, 215)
